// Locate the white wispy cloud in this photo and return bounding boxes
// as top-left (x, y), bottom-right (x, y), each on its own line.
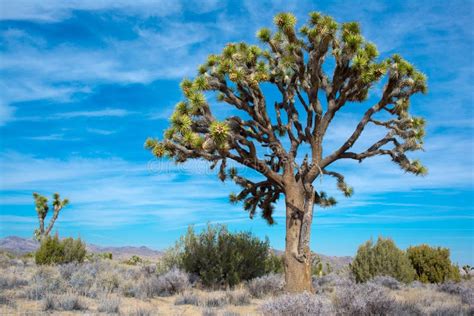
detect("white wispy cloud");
top-left (0, 0), bottom-right (182, 22)
top-left (86, 128), bottom-right (116, 135)
top-left (24, 133), bottom-right (81, 141)
top-left (0, 12), bottom-right (230, 124)
top-left (53, 108), bottom-right (131, 119)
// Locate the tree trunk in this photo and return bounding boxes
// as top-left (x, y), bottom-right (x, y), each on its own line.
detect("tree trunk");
top-left (284, 184), bottom-right (314, 293)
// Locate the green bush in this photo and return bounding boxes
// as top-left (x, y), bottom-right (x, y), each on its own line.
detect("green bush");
top-left (179, 224), bottom-right (271, 288)
top-left (264, 252), bottom-right (284, 274)
top-left (35, 235), bottom-right (86, 265)
top-left (156, 242), bottom-right (184, 274)
top-left (125, 255), bottom-right (143, 265)
top-left (99, 252), bottom-right (113, 260)
top-left (406, 244), bottom-right (460, 283)
top-left (351, 237), bottom-right (415, 283)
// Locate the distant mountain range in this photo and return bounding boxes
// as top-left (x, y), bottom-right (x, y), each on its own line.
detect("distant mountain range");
top-left (0, 236), bottom-right (162, 259)
top-left (0, 236), bottom-right (352, 269)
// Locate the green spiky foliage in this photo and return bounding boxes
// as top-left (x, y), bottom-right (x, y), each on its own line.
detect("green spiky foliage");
top-left (146, 12), bottom-right (427, 277)
top-left (33, 192), bottom-right (69, 241)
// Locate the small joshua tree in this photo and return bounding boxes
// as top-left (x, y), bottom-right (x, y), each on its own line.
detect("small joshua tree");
top-left (462, 265), bottom-right (472, 275)
top-left (33, 192), bottom-right (69, 241)
top-left (146, 12), bottom-right (427, 292)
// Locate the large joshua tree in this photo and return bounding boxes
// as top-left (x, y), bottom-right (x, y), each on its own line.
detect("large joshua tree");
top-left (146, 12), bottom-right (427, 292)
top-left (33, 193), bottom-right (69, 241)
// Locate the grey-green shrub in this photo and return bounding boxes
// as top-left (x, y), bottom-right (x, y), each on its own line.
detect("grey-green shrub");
top-left (334, 282), bottom-right (396, 315)
top-left (226, 289), bottom-right (251, 306)
top-left (97, 295), bottom-right (120, 313)
top-left (350, 237), bottom-right (415, 283)
top-left (174, 292), bottom-right (200, 306)
top-left (261, 292), bottom-right (334, 316)
top-left (41, 294), bottom-right (86, 311)
top-left (247, 273), bottom-right (284, 298)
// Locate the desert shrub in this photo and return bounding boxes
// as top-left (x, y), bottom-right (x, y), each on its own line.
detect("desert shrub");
top-left (313, 272), bottom-right (354, 292)
top-left (180, 224), bottom-right (271, 288)
top-left (264, 252), bottom-right (284, 274)
top-left (312, 256), bottom-right (332, 277)
top-left (58, 262), bottom-right (78, 280)
top-left (351, 237), bottom-right (415, 283)
top-left (141, 264), bottom-right (157, 275)
top-left (428, 305), bottom-right (472, 316)
top-left (56, 293), bottom-right (86, 310)
top-left (42, 293), bottom-right (86, 311)
top-left (61, 237), bottom-right (87, 263)
top-left (201, 309), bottom-right (218, 316)
top-left (130, 307), bottom-right (153, 316)
top-left (226, 289), bottom-right (251, 306)
top-left (96, 271), bottom-right (121, 293)
top-left (438, 281), bottom-right (474, 306)
top-left (0, 294), bottom-right (15, 308)
top-left (99, 252), bottom-right (113, 260)
top-left (203, 292), bottom-right (228, 307)
top-left (154, 267), bottom-right (190, 296)
top-left (247, 273), bottom-right (284, 298)
top-left (261, 292), bottom-right (334, 316)
top-left (334, 282), bottom-right (396, 315)
top-left (25, 266), bottom-right (66, 300)
top-left (35, 235), bottom-right (63, 265)
top-left (391, 302), bottom-right (424, 316)
top-left (97, 295), bottom-right (120, 313)
top-left (126, 255), bottom-right (143, 265)
top-left (407, 244), bottom-right (461, 283)
top-left (41, 294), bottom-right (55, 311)
top-left (119, 279), bottom-right (139, 297)
top-left (35, 235), bottom-right (86, 265)
top-left (69, 267), bottom-right (95, 296)
top-left (157, 242), bottom-right (184, 274)
top-left (408, 280), bottom-right (425, 289)
top-left (175, 291), bottom-right (200, 305)
top-left (369, 275), bottom-right (402, 290)
top-left (0, 275), bottom-right (28, 290)
top-left (222, 311), bottom-right (240, 316)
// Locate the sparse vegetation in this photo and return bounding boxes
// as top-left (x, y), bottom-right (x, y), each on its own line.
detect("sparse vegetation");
top-left (42, 293), bottom-right (87, 311)
top-left (261, 292), bottom-right (334, 316)
top-left (154, 267), bottom-right (191, 296)
top-left (1, 247), bottom-right (472, 315)
top-left (97, 295), bottom-right (120, 313)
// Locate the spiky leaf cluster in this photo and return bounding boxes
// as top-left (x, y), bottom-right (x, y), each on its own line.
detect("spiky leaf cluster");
top-left (33, 193), bottom-right (49, 218)
top-left (146, 12), bottom-right (428, 224)
top-left (33, 192), bottom-right (69, 241)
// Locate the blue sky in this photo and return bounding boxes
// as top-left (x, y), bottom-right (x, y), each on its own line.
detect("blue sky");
top-left (0, 0), bottom-right (473, 264)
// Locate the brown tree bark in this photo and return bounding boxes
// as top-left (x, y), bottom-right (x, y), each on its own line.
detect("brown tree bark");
top-left (284, 184), bottom-right (314, 292)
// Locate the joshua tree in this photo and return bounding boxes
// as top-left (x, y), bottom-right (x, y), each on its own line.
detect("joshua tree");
top-left (462, 265), bottom-right (473, 277)
top-left (146, 12), bottom-right (427, 292)
top-left (33, 192), bottom-right (69, 241)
